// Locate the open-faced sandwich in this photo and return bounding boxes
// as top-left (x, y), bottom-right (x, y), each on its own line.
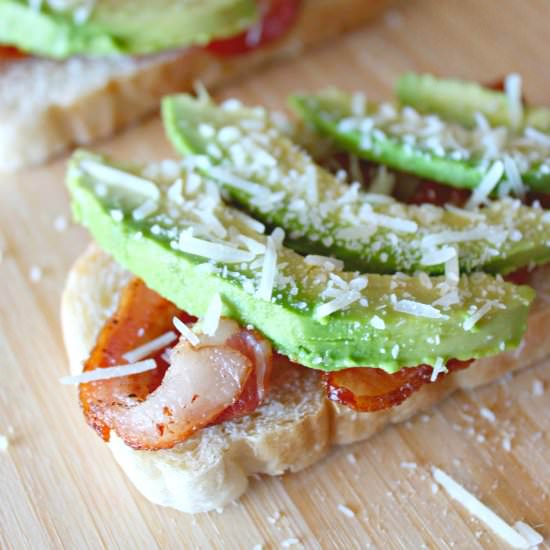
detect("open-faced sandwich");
top-left (0, 0), bottom-right (386, 172)
top-left (61, 74), bottom-right (550, 522)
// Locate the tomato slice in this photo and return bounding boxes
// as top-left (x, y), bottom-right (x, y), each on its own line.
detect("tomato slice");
top-left (81, 278), bottom-right (275, 444)
top-left (324, 359), bottom-right (472, 413)
top-left (206, 0), bottom-right (301, 57)
top-left (407, 180), bottom-right (471, 207)
top-left (0, 45), bottom-right (27, 60)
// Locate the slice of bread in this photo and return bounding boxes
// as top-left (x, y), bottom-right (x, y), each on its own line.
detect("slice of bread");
top-left (0, 0), bottom-right (389, 172)
top-left (61, 245), bottom-right (550, 513)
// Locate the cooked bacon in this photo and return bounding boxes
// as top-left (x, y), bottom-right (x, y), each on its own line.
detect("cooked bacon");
top-left (324, 359), bottom-right (472, 412)
top-left (80, 278), bottom-right (272, 450)
top-left (212, 328), bottom-right (273, 424)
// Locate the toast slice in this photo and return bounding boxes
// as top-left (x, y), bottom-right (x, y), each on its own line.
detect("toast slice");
top-left (0, 0), bottom-right (389, 172)
top-left (61, 245), bottom-right (550, 513)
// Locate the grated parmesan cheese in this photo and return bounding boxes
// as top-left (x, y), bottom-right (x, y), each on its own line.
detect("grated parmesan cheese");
top-left (173, 317), bottom-right (199, 347)
top-left (370, 315), bottom-right (386, 330)
top-left (179, 230), bottom-right (255, 263)
top-left (394, 299), bottom-right (446, 319)
top-left (316, 290), bottom-right (362, 319)
top-left (502, 155), bottom-right (525, 196)
top-left (232, 210), bottom-right (265, 234)
top-left (525, 127), bottom-right (550, 147)
top-left (29, 266), bottom-right (43, 283)
top-left (59, 359), bottom-right (157, 385)
top-left (531, 379), bottom-right (544, 397)
top-left (337, 504), bottom-right (356, 518)
top-left (463, 301), bottom-right (496, 331)
top-left (432, 467), bottom-right (534, 549)
top-left (479, 407), bottom-right (496, 423)
top-left (122, 331), bottom-right (177, 363)
top-left (80, 160), bottom-right (160, 201)
top-left (513, 522), bottom-right (544, 548)
top-left (201, 294), bottom-right (222, 336)
top-left (53, 215), bottom-right (68, 232)
top-left (421, 245), bottom-right (457, 266)
top-left (209, 166), bottom-right (270, 197)
top-left (430, 357), bottom-right (447, 382)
top-left (466, 161), bottom-right (505, 209)
top-left (304, 255), bottom-right (344, 272)
top-left (504, 73), bottom-right (524, 130)
top-left (132, 199), bottom-right (158, 221)
top-left (256, 233), bottom-right (278, 302)
top-left (391, 344), bottom-right (400, 359)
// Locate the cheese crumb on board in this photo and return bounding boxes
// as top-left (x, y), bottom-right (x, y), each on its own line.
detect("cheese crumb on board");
top-left (479, 407), bottom-right (496, 423)
top-left (346, 452), bottom-right (357, 465)
top-left (0, 434), bottom-right (9, 452)
top-left (513, 521), bottom-right (544, 548)
top-left (53, 215), bottom-right (68, 232)
top-left (29, 266), bottom-right (43, 283)
top-left (432, 467), bottom-right (538, 549)
top-left (267, 511), bottom-right (281, 525)
top-left (337, 504), bottom-right (356, 518)
top-left (531, 379), bottom-right (544, 397)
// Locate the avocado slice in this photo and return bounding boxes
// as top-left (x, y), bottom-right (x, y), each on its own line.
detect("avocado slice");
top-left (0, 0), bottom-right (256, 58)
top-left (397, 73), bottom-right (550, 133)
top-left (67, 151), bottom-right (533, 373)
top-left (161, 94), bottom-right (550, 276)
top-left (288, 89), bottom-right (550, 194)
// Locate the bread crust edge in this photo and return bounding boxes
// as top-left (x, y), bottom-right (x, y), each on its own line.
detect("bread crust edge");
top-left (61, 245), bottom-right (550, 512)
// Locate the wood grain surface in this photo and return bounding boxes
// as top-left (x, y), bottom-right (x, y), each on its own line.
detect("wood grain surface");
top-left (1, 0), bottom-right (549, 548)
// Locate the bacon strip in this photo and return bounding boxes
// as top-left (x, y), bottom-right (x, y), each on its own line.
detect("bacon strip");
top-left (79, 278), bottom-right (272, 450)
top-left (324, 359), bottom-right (472, 412)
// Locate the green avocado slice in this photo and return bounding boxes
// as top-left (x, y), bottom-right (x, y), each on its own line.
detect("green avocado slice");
top-left (397, 73), bottom-right (550, 133)
top-left (288, 89), bottom-right (550, 194)
top-left (0, 0), bottom-right (256, 58)
top-left (66, 151), bottom-right (533, 373)
top-left (161, 94), bottom-right (550, 276)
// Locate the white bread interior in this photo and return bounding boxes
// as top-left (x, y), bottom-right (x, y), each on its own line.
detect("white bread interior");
top-left (61, 245), bottom-right (550, 513)
top-left (0, 0), bottom-right (388, 172)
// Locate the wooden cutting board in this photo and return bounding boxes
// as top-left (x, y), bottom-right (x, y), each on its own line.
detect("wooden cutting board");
top-left (1, 0), bottom-right (549, 548)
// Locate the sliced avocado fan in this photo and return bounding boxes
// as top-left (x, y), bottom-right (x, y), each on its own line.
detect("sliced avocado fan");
top-left (397, 73), bottom-right (550, 133)
top-left (288, 89), bottom-right (550, 194)
top-left (0, 0), bottom-right (256, 58)
top-left (67, 151), bottom-right (533, 373)
top-left (161, 94), bottom-right (550, 276)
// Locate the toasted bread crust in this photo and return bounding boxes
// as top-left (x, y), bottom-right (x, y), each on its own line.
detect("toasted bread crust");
top-left (61, 245), bottom-right (550, 512)
top-left (0, 0), bottom-right (389, 172)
